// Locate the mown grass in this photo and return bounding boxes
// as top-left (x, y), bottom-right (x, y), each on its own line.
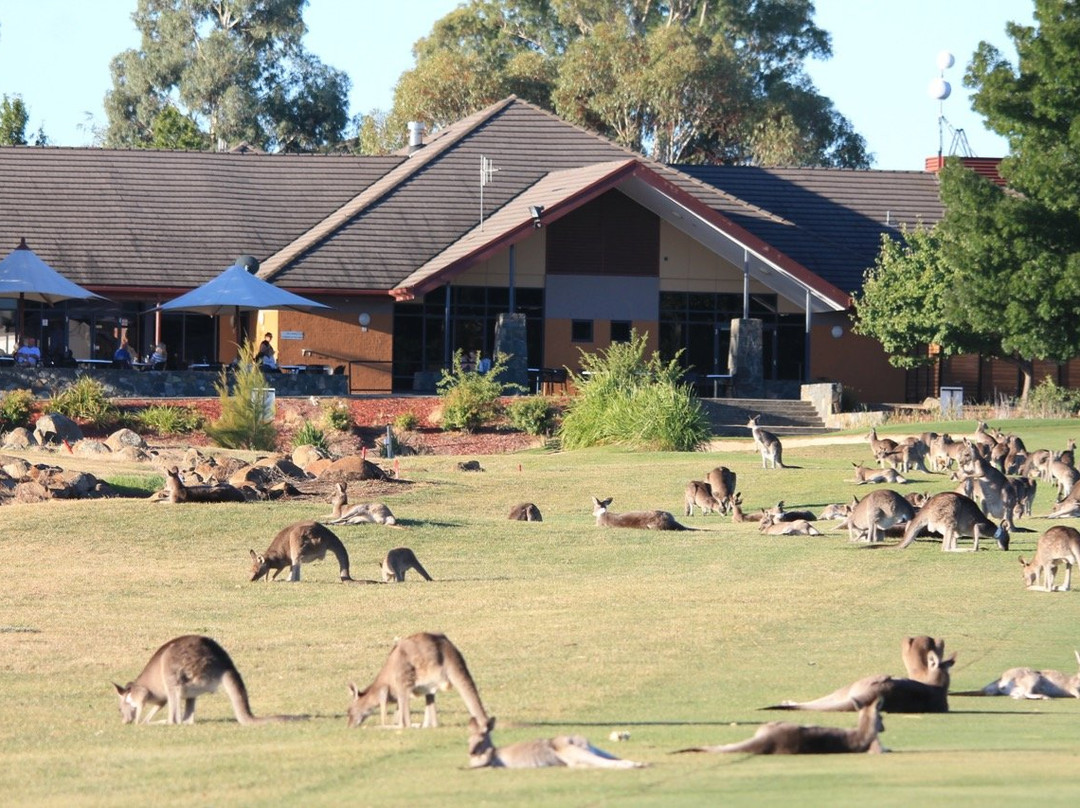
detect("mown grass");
top-left (1, 418), bottom-right (1079, 807)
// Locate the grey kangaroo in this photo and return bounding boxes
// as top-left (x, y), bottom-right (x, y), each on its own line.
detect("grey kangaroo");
top-left (381, 547), bottom-right (433, 583)
top-left (842, 489), bottom-right (915, 544)
top-left (897, 491), bottom-right (1008, 551)
top-left (592, 497), bottom-right (688, 530)
top-left (747, 415), bottom-right (785, 469)
top-left (250, 520), bottom-right (353, 582)
top-left (468, 716), bottom-right (646, 768)
top-left (978, 651), bottom-right (1080, 699)
top-left (508, 502), bottom-right (543, 521)
top-left (684, 480), bottom-right (723, 516)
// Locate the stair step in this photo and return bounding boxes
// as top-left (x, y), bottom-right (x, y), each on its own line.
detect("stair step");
top-left (699, 396), bottom-right (834, 437)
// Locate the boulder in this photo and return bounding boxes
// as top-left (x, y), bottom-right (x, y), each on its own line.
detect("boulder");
top-left (74, 440), bottom-right (112, 457)
top-left (105, 428), bottom-right (147, 452)
top-left (2, 427), bottom-right (35, 450)
top-left (33, 413), bottom-right (83, 445)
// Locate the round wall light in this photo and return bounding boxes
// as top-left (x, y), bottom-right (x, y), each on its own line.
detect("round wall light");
top-left (831, 325), bottom-right (844, 339)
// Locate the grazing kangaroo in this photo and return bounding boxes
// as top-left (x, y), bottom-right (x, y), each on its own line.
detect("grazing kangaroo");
top-left (705, 466), bottom-right (737, 513)
top-left (468, 716), bottom-right (646, 769)
top-left (759, 511), bottom-right (821, 536)
top-left (1019, 526), bottom-right (1080, 591)
top-left (684, 480), bottom-right (723, 516)
top-left (592, 497), bottom-right (688, 530)
top-left (113, 635), bottom-right (295, 725)
top-left (508, 502), bottom-right (543, 521)
top-left (897, 491), bottom-right (1008, 551)
top-left (979, 652), bottom-right (1080, 699)
top-left (1010, 476), bottom-right (1037, 519)
top-left (381, 547), bottom-right (433, 582)
top-left (849, 462), bottom-right (908, 485)
top-left (771, 636), bottom-right (954, 713)
top-left (842, 489), bottom-right (914, 544)
top-left (346, 632), bottom-right (487, 729)
top-left (747, 415), bottom-right (784, 469)
top-left (250, 521), bottom-right (353, 582)
top-left (679, 698), bottom-right (885, 755)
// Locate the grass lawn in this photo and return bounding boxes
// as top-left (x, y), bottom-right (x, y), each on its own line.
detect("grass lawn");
top-left (1, 418), bottom-right (1079, 806)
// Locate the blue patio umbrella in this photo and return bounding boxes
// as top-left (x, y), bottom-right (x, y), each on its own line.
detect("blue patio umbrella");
top-left (153, 262), bottom-right (330, 351)
top-left (0, 238), bottom-right (106, 336)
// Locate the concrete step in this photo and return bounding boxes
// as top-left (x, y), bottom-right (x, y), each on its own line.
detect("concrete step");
top-left (700, 397), bottom-right (832, 437)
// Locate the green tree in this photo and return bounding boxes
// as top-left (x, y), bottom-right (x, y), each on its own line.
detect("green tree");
top-left (0, 94), bottom-right (29, 146)
top-left (104, 0), bottom-right (349, 152)
top-left (150, 106), bottom-right (210, 150)
top-left (392, 0), bottom-right (869, 167)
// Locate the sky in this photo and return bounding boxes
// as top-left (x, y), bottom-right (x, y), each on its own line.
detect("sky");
top-left (0, 0), bottom-right (1036, 170)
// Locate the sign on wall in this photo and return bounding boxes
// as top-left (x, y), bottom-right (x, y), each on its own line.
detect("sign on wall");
top-left (281, 331), bottom-right (304, 340)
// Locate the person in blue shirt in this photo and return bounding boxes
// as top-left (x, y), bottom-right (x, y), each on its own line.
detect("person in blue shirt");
top-left (113, 338), bottom-right (133, 368)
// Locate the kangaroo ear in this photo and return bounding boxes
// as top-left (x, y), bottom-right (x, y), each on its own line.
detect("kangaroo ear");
top-left (926, 650), bottom-right (940, 670)
top-left (1018, 556), bottom-right (1027, 565)
top-left (348, 682), bottom-right (359, 699)
top-left (113, 682), bottom-right (126, 695)
top-left (249, 549), bottom-right (258, 561)
top-left (487, 716), bottom-right (496, 731)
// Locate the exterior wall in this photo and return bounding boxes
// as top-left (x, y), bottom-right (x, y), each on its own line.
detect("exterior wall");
top-left (809, 313), bottom-right (907, 405)
top-left (543, 318), bottom-right (658, 374)
top-left (454, 231), bottom-right (546, 288)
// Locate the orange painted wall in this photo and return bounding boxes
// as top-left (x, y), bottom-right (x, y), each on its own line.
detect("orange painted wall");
top-left (543, 319), bottom-right (659, 373)
top-left (809, 315), bottom-right (907, 405)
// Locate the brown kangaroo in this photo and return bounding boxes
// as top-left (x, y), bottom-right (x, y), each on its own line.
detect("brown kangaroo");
top-left (705, 466), bottom-right (737, 513)
top-left (978, 651), bottom-right (1080, 699)
top-left (758, 512), bottom-right (821, 536)
top-left (508, 502), bottom-right (543, 521)
top-left (849, 462), bottom-right (908, 485)
top-left (592, 497), bottom-right (688, 530)
top-left (161, 466), bottom-right (247, 503)
top-left (842, 490), bottom-right (915, 544)
top-left (770, 636), bottom-right (954, 713)
top-left (346, 632), bottom-right (488, 729)
top-left (381, 547), bottom-right (433, 582)
top-left (113, 635), bottom-right (297, 725)
top-left (747, 415), bottom-right (784, 469)
top-left (897, 491), bottom-right (1008, 552)
top-left (325, 481), bottom-right (397, 525)
top-left (250, 521), bottom-right (353, 582)
top-left (677, 698), bottom-right (884, 755)
top-left (730, 492), bottom-right (763, 523)
top-left (1019, 526), bottom-right (1080, 591)
top-left (684, 480), bottom-right (723, 516)
top-left (468, 716), bottom-right (646, 768)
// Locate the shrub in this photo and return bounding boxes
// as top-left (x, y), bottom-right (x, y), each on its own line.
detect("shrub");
top-left (0, 388), bottom-right (35, 430)
top-left (507, 396), bottom-right (558, 436)
top-left (393, 411), bottom-right (420, 431)
top-left (204, 343), bottom-right (278, 450)
top-left (134, 404), bottom-right (203, 435)
top-left (558, 331), bottom-right (710, 451)
top-left (293, 420), bottom-right (329, 454)
top-left (1025, 375), bottom-right (1080, 419)
top-left (437, 350), bottom-right (521, 433)
top-left (321, 398), bottom-right (353, 431)
top-left (48, 375), bottom-right (120, 428)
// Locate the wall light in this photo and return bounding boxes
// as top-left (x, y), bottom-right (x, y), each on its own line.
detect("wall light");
top-left (528, 205), bottom-right (545, 228)
top-left (831, 325), bottom-right (844, 339)
top-left (358, 312), bottom-right (371, 332)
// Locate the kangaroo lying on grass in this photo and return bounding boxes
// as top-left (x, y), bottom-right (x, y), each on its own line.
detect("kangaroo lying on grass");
top-left (976, 651), bottom-right (1080, 699)
top-left (769, 636), bottom-right (954, 713)
top-left (159, 466), bottom-right (247, 503)
top-left (113, 635), bottom-right (300, 725)
top-left (897, 491), bottom-right (1008, 551)
top-left (730, 492), bottom-right (763, 523)
top-left (677, 698), bottom-right (885, 755)
top-left (758, 511), bottom-right (821, 536)
top-left (592, 497), bottom-right (688, 530)
top-left (347, 632), bottom-right (488, 729)
top-left (849, 462), bottom-right (908, 485)
top-left (381, 547), bottom-right (432, 582)
top-left (508, 502), bottom-right (543, 521)
top-left (468, 717), bottom-right (647, 768)
top-left (324, 482), bottom-right (397, 526)
top-left (250, 521), bottom-right (355, 582)
top-left (1019, 525), bottom-right (1080, 591)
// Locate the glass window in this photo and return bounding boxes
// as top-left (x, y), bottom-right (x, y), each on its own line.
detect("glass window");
top-left (610, 321), bottom-right (632, 342)
top-left (571, 320), bottom-right (593, 342)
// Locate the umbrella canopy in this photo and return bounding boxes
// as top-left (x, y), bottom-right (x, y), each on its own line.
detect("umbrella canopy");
top-left (0, 238), bottom-right (106, 336)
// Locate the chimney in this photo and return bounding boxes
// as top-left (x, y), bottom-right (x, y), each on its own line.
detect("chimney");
top-left (407, 121), bottom-right (426, 154)
top-left (925, 156), bottom-right (1006, 186)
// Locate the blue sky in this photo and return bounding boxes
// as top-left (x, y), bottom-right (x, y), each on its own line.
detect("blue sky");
top-left (0, 0), bottom-right (1034, 169)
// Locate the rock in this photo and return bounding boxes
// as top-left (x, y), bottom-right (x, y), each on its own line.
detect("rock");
top-left (2, 427), bottom-right (35, 450)
top-left (0, 455), bottom-right (31, 478)
top-left (33, 413), bottom-right (83, 445)
top-left (116, 446), bottom-right (151, 462)
top-left (74, 440), bottom-right (111, 457)
top-left (318, 455), bottom-right (390, 482)
top-left (105, 428), bottom-right (147, 452)
top-left (291, 444), bottom-right (326, 469)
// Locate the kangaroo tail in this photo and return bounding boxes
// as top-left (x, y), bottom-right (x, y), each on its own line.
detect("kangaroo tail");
top-left (221, 668), bottom-right (259, 725)
top-left (444, 647), bottom-right (488, 724)
top-left (414, 561), bottom-right (433, 581)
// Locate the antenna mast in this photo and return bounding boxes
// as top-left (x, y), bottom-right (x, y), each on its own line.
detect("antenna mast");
top-left (480, 156), bottom-right (499, 230)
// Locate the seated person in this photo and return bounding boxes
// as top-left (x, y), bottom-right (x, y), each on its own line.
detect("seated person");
top-left (148, 342), bottom-right (167, 370)
top-left (113, 339), bottom-right (133, 368)
top-left (15, 337), bottom-right (41, 367)
top-left (256, 332), bottom-right (278, 372)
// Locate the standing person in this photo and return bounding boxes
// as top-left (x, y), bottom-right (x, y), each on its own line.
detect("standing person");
top-left (257, 332), bottom-right (278, 371)
top-left (15, 337), bottom-right (41, 366)
top-left (113, 338), bottom-right (133, 368)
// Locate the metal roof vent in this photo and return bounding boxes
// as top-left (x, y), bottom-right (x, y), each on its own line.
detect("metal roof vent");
top-left (407, 121), bottom-right (426, 154)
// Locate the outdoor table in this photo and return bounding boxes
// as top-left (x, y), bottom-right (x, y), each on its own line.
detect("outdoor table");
top-left (76, 358), bottom-right (113, 368)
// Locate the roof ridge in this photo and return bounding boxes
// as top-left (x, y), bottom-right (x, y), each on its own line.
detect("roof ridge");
top-left (257, 96), bottom-right (518, 281)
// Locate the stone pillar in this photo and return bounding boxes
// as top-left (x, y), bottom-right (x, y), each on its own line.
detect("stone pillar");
top-left (728, 318), bottom-right (764, 399)
top-left (494, 313), bottom-right (529, 393)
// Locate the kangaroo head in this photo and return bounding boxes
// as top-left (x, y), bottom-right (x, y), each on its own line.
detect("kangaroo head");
top-left (923, 649), bottom-right (956, 687)
top-left (346, 682), bottom-right (379, 728)
top-left (592, 497), bottom-right (612, 515)
top-left (467, 716), bottom-right (498, 766)
top-left (1018, 556), bottom-right (1039, 587)
top-left (249, 549), bottom-right (270, 582)
top-left (330, 482), bottom-right (347, 505)
top-left (113, 682), bottom-right (140, 724)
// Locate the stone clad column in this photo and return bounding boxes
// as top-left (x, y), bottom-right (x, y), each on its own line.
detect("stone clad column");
top-left (728, 318), bottom-right (764, 398)
top-left (494, 313), bottom-right (529, 392)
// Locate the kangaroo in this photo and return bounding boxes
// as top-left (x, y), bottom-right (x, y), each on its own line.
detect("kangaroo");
top-left (677, 697), bottom-right (884, 755)
top-left (324, 481), bottom-right (397, 525)
top-left (1048, 458), bottom-right (1080, 501)
top-left (928, 434), bottom-right (970, 472)
top-left (250, 521), bottom-right (353, 582)
top-left (979, 652), bottom-right (1080, 699)
top-left (747, 415), bottom-right (784, 469)
top-left (849, 462), bottom-right (908, 485)
top-left (346, 632), bottom-right (487, 729)
top-left (770, 636), bottom-right (954, 713)
top-left (956, 454), bottom-right (1017, 529)
top-left (772, 501), bottom-right (816, 522)
top-left (705, 466), bottom-right (737, 513)
top-left (1010, 476), bottom-right (1037, 519)
top-left (1019, 526), bottom-right (1080, 591)
top-left (759, 511), bottom-right (821, 536)
top-left (877, 438), bottom-right (929, 474)
top-left (468, 716), bottom-right (646, 769)
top-left (508, 502), bottom-right (543, 521)
top-left (897, 491), bottom-right (1008, 552)
top-left (381, 547), bottom-right (433, 582)
top-left (684, 480), bottom-right (722, 516)
top-left (160, 465), bottom-right (247, 503)
top-left (867, 427), bottom-right (899, 465)
top-left (842, 489), bottom-right (914, 544)
top-left (592, 497), bottom-right (688, 530)
top-left (113, 635), bottom-right (295, 725)
top-left (730, 492), bottom-right (763, 523)
top-left (820, 502), bottom-right (852, 520)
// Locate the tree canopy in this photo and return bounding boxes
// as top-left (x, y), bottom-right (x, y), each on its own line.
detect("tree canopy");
top-left (104, 0), bottom-right (349, 152)
top-left (389, 0), bottom-right (870, 167)
top-left (0, 94), bottom-right (29, 146)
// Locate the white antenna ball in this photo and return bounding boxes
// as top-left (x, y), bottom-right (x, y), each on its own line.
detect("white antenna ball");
top-left (928, 77), bottom-right (952, 100)
top-left (937, 50), bottom-right (955, 70)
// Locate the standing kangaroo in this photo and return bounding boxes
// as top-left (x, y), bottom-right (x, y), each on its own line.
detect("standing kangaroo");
top-left (684, 480), bottom-right (723, 516)
top-left (346, 632), bottom-right (488, 729)
top-left (979, 651), bottom-right (1080, 699)
top-left (381, 547), bottom-right (433, 582)
top-left (842, 489), bottom-right (914, 544)
top-left (747, 415), bottom-right (784, 469)
top-left (677, 698), bottom-right (885, 755)
top-left (250, 521), bottom-right (353, 582)
top-left (705, 466), bottom-right (737, 513)
top-left (113, 635), bottom-right (295, 725)
top-left (770, 636), bottom-right (954, 713)
top-left (468, 716), bottom-right (646, 769)
top-left (592, 497), bottom-right (688, 530)
top-left (897, 491), bottom-right (1008, 551)
top-left (1019, 525), bottom-right (1080, 591)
